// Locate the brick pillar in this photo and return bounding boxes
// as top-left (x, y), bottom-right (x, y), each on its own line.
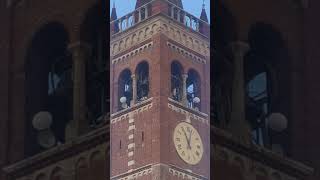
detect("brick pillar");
top-left (66, 42), bottom-right (91, 140)
top-left (182, 73), bottom-right (188, 106)
top-left (131, 74), bottom-right (137, 105)
top-left (228, 41), bottom-right (250, 144)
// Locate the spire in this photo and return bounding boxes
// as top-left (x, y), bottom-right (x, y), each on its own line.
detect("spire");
top-left (111, 1), bottom-right (117, 21)
top-left (200, 0), bottom-right (208, 23)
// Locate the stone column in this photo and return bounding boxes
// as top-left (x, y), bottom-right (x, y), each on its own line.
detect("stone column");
top-left (171, 6), bottom-right (175, 18)
top-left (126, 16), bottom-right (129, 29)
top-left (228, 41), bottom-right (250, 144)
top-left (177, 9), bottom-right (181, 22)
top-left (119, 19), bottom-right (122, 32)
top-left (182, 74), bottom-right (188, 106)
top-left (66, 42), bottom-right (91, 141)
top-left (138, 9), bottom-right (142, 22)
top-left (131, 74), bottom-right (137, 106)
top-left (145, 5), bottom-right (149, 18)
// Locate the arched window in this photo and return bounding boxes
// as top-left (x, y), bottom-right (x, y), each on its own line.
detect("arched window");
top-left (186, 69), bottom-right (201, 110)
top-left (246, 71), bottom-right (269, 146)
top-left (25, 22), bottom-right (71, 157)
top-left (136, 61), bottom-right (149, 101)
top-left (246, 22), bottom-right (288, 154)
top-left (81, 3), bottom-right (109, 127)
top-left (171, 61), bottom-right (183, 101)
top-left (118, 69), bottom-right (132, 109)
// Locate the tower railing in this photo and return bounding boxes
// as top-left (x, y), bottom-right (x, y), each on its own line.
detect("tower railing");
top-left (110, 0), bottom-right (210, 37)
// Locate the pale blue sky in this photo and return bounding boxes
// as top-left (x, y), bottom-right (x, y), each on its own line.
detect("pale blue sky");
top-left (110, 0), bottom-right (211, 23)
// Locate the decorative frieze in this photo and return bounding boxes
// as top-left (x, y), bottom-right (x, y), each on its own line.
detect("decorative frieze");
top-left (168, 165), bottom-right (208, 180)
top-left (167, 41), bottom-right (207, 64)
top-left (112, 42), bottom-right (153, 64)
top-left (111, 165), bottom-right (153, 180)
top-left (111, 99), bottom-right (153, 124)
top-left (110, 15), bottom-right (210, 58)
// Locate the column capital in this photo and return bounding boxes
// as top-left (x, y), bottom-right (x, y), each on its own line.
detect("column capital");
top-left (182, 73), bottom-right (188, 79)
top-left (68, 41), bottom-right (91, 52)
top-left (229, 41), bottom-right (250, 56)
top-left (131, 74), bottom-right (136, 79)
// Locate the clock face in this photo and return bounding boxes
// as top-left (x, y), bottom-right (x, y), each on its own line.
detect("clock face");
top-left (173, 122), bottom-right (203, 165)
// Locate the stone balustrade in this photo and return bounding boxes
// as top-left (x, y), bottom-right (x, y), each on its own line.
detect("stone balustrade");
top-left (110, 0), bottom-right (210, 37)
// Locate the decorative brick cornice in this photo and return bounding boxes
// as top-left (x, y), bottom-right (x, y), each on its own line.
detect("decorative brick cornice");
top-left (111, 98), bottom-right (153, 124)
top-left (111, 164), bottom-right (153, 180)
top-left (168, 98), bottom-right (209, 125)
top-left (168, 164), bottom-right (208, 180)
top-left (111, 41), bottom-right (153, 64)
top-left (110, 15), bottom-right (210, 58)
top-left (167, 41), bottom-right (207, 64)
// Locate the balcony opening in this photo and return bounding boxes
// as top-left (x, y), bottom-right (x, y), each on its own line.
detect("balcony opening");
top-left (186, 69), bottom-right (201, 110)
top-left (118, 69), bottom-right (132, 110)
top-left (171, 61), bottom-right (183, 101)
top-left (136, 61), bottom-right (149, 102)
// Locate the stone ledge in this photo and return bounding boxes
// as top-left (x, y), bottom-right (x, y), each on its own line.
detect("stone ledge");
top-left (2, 125), bottom-right (108, 179)
top-left (211, 126), bottom-right (314, 178)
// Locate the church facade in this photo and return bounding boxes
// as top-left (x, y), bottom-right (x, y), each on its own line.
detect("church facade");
top-left (0, 0), bottom-right (320, 180)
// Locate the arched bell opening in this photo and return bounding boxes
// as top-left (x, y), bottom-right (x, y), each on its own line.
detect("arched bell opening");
top-left (171, 61), bottom-right (184, 102)
top-left (135, 61), bottom-right (149, 102)
top-left (25, 22), bottom-right (71, 157)
top-left (186, 69), bottom-right (201, 111)
top-left (118, 69), bottom-right (133, 110)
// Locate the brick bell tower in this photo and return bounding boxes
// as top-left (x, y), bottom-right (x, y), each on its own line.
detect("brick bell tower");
top-left (110, 0), bottom-right (210, 179)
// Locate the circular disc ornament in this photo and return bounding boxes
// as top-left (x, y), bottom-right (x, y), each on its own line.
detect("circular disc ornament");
top-left (32, 111), bottom-right (53, 130)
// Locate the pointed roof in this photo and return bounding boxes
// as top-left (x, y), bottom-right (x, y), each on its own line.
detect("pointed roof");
top-left (200, 1), bottom-right (208, 23)
top-left (111, 1), bottom-right (117, 21)
top-left (135, 0), bottom-right (183, 9)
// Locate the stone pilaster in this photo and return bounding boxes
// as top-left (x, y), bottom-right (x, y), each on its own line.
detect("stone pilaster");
top-left (182, 73), bottom-right (188, 106)
top-left (228, 41), bottom-right (250, 144)
top-left (66, 42), bottom-right (91, 140)
top-left (131, 74), bottom-right (137, 105)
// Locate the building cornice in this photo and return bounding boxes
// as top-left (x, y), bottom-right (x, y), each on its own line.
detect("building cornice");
top-left (110, 14), bottom-right (210, 58)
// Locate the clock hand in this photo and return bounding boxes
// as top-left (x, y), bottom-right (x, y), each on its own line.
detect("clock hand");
top-left (182, 128), bottom-right (191, 149)
top-left (188, 130), bottom-right (193, 149)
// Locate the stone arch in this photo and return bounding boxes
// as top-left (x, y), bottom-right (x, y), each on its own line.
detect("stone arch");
top-left (246, 22), bottom-right (290, 151)
top-left (35, 173), bottom-right (46, 180)
top-left (89, 151), bottom-right (106, 180)
top-left (50, 166), bottom-right (63, 180)
top-left (186, 69), bottom-right (201, 110)
top-left (135, 61), bottom-right (149, 101)
top-left (271, 172), bottom-right (282, 180)
top-left (118, 69), bottom-right (133, 110)
top-left (171, 60), bottom-right (185, 102)
top-left (75, 157), bottom-right (89, 180)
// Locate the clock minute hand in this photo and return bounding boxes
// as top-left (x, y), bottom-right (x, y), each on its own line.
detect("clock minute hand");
top-left (188, 130), bottom-right (193, 148)
top-left (182, 128), bottom-right (191, 149)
